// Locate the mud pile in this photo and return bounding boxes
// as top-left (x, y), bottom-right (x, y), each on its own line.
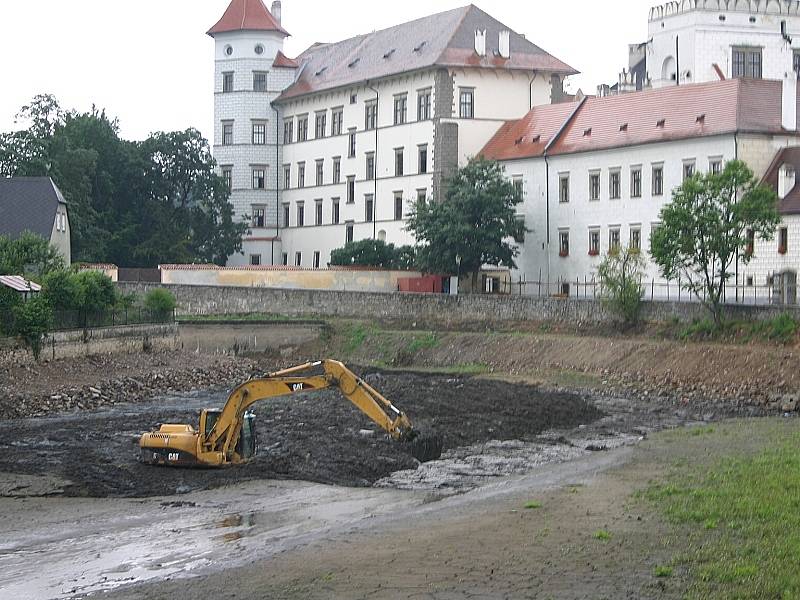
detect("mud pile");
top-left (0, 370), bottom-right (603, 498)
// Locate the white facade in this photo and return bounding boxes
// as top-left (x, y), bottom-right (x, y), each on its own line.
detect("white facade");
top-left (278, 68), bottom-right (553, 268)
top-left (648, 0), bottom-right (800, 88)
top-left (505, 136), bottom-right (736, 290)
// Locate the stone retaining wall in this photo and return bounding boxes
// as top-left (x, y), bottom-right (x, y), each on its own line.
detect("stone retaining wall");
top-left (0, 323), bottom-right (179, 365)
top-left (118, 283), bottom-right (800, 326)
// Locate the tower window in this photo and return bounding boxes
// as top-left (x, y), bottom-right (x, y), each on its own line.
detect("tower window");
top-left (254, 44), bottom-right (264, 55)
top-left (251, 205), bottom-right (266, 227)
top-left (222, 72), bottom-right (234, 93)
top-left (253, 72), bottom-right (268, 92)
top-left (252, 168), bottom-right (266, 190)
top-left (459, 88), bottom-right (474, 119)
top-left (222, 121), bottom-right (233, 146)
top-left (732, 47), bottom-right (762, 79)
top-left (252, 122), bottom-right (266, 145)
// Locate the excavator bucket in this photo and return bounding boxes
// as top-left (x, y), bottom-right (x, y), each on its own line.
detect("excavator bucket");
top-left (406, 427), bottom-right (443, 463)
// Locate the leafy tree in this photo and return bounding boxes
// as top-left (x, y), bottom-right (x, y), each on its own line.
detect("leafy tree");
top-left (406, 158), bottom-right (526, 291)
top-left (650, 160), bottom-right (780, 327)
top-left (12, 296), bottom-right (53, 360)
top-left (41, 269), bottom-right (83, 311)
top-left (73, 270), bottom-right (118, 314)
top-left (0, 96), bottom-right (247, 267)
top-left (0, 232), bottom-right (65, 277)
top-left (330, 239), bottom-right (415, 269)
top-left (597, 246), bottom-right (646, 328)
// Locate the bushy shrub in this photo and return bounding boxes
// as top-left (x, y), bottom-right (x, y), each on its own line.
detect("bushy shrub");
top-left (12, 296), bottom-right (53, 360)
top-left (144, 288), bottom-right (176, 318)
top-left (597, 246), bottom-right (646, 329)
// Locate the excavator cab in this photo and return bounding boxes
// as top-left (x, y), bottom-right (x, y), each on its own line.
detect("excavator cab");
top-left (202, 409), bottom-right (257, 461)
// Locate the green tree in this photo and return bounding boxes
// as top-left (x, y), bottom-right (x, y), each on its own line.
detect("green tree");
top-left (650, 160), bottom-right (780, 327)
top-left (12, 296), bottom-right (53, 361)
top-left (0, 232), bottom-right (65, 277)
top-left (330, 239), bottom-right (415, 269)
top-left (73, 270), bottom-right (117, 314)
top-left (406, 158), bottom-right (526, 291)
top-left (0, 286), bottom-right (21, 335)
top-left (597, 246), bottom-right (646, 328)
top-left (41, 269), bottom-right (83, 311)
top-left (0, 96), bottom-right (247, 267)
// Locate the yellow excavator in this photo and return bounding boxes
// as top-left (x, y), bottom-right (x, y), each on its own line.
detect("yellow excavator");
top-left (139, 360), bottom-right (442, 467)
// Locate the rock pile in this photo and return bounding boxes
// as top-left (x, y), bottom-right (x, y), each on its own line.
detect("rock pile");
top-left (0, 353), bottom-right (261, 420)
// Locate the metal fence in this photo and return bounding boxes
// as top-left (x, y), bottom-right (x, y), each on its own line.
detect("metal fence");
top-left (51, 308), bottom-right (175, 331)
top-left (496, 277), bottom-right (783, 307)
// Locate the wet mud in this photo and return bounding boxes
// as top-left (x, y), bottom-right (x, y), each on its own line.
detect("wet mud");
top-left (0, 370), bottom-right (603, 498)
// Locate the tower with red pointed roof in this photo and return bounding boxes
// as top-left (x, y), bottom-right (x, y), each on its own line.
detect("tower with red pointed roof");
top-left (210, 0), bottom-right (297, 266)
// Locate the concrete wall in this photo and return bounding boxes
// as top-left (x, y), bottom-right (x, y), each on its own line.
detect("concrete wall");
top-left (0, 323), bottom-right (178, 366)
top-left (118, 282), bottom-right (800, 326)
top-left (159, 266), bottom-right (423, 292)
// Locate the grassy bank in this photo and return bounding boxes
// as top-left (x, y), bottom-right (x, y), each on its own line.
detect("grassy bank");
top-left (645, 421), bottom-right (800, 599)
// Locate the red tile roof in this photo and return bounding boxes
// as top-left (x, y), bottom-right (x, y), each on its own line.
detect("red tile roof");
top-left (479, 101), bottom-right (581, 161)
top-left (276, 5), bottom-right (576, 102)
top-left (207, 0), bottom-right (289, 37)
top-left (272, 50), bottom-right (299, 69)
top-left (482, 78), bottom-right (800, 161)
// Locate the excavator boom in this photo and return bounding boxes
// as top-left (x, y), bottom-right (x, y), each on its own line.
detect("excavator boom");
top-left (139, 360), bottom-right (441, 467)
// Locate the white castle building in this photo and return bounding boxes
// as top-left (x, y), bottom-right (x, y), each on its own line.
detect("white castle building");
top-left (208, 0), bottom-right (576, 268)
top-left (208, 0), bottom-right (800, 300)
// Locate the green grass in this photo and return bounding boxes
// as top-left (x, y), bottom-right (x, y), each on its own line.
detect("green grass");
top-left (675, 314), bottom-right (799, 345)
top-left (646, 430), bottom-right (800, 599)
top-left (342, 323), bottom-right (372, 354)
top-left (654, 565), bottom-right (674, 578)
top-left (406, 331), bottom-right (439, 354)
top-left (593, 529), bottom-right (612, 542)
top-left (524, 500), bottom-right (543, 510)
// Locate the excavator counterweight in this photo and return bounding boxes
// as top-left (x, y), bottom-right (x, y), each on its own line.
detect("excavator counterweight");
top-left (139, 360), bottom-right (442, 467)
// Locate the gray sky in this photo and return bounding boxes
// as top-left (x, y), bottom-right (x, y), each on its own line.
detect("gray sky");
top-left (0, 0), bottom-right (656, 141)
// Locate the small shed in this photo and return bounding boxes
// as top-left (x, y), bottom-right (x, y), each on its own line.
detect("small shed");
top-left (0, 275), bottom-right (42, 301)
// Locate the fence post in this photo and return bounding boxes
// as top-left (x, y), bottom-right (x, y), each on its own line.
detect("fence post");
top-left (651, 279), bottom-right (655, 301)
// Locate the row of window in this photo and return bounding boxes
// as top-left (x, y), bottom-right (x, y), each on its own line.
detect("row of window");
top-left (220, 121), bottom-right (270, 146)
top-left (556, 157), bottom-right (722, 203)
top-left (746, 226), bottom-right (790, 256)
top-left (282, 146), bottom-right (428, 190)
top-left (249, 251), bottom-right (326, 269)
top-left (558, 225), bottom-right (651, 258)
top-left (281, 87), bottom-right (474, 144)
top-left (277, 190), bottom-right (426, 229)
top-left (222, 71), bottom-right (268, 93)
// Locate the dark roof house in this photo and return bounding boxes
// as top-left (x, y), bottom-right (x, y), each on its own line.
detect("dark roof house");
top-left (0, 177), bottom-right (71, 265)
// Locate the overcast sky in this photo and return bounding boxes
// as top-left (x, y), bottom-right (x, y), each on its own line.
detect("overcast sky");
top-left (0, 0), bottom-right (657, 141)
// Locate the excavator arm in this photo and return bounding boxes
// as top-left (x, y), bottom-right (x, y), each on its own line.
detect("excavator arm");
top-left (203, 360), bottom-right (419, 464)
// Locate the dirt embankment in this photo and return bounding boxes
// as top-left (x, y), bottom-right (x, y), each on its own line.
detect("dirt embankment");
top-left (335, 328), bottom-right (800, 410)
top-left (0, 351), bottom-right (261, 420)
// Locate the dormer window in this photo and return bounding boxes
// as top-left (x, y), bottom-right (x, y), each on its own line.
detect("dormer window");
top-left (413, 41), bottom-right (427, 52)
top-left (656, 119), bottom-right (666, 128)
top-left (779, 163), bottom-right (796, 199)
top-left (348, 58), bottom-right (360, 68)
top-left (619, 123), bottom-right (628, 132)
top-left (583, 128), bottom-right (592, 137)
top-left (696, 114), bottom-right (706, 124)
top-left (383, 49), bottom-right (396, 59)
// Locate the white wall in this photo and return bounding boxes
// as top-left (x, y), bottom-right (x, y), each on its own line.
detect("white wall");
top-left (648, 2), bottom-right (800, 87)
top-left (504, 135), bottom-right (739, 292)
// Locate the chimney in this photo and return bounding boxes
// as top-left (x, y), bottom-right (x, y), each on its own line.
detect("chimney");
top-left (474, 29), bottom-right (486, 57)
top-left (499, 30), bottom-right (510, 59)
top-left (271, 1), bottom-right (282, 25)
top-left (783, 70), bottom-right (797, 131)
